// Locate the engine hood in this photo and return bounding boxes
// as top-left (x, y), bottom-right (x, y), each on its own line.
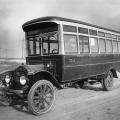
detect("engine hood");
top-left (15, 64), bottom-right (45, 75)
top-left (0, 64), bottom-right (45, 83)
top-left (0, 64), bottom-right (20, 75)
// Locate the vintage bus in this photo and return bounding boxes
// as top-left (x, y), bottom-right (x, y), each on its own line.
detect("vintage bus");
top-left (0, 16), bottom-right (120, 115)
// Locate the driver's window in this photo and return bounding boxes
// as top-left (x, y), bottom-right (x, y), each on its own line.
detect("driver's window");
top-left (43, 42), bottom-right (48, 54)
top-left (50, 43), bottom-right (58, 53)
top-left (42, 32), bottom-right (59, 54)
top-left (43, 41), bottom-right (58, 54)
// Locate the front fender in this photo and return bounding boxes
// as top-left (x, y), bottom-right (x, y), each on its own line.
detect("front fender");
top-left (32, 71), bottom-right (62, 89)
top-left (15, 64), bottom-right (62, 89)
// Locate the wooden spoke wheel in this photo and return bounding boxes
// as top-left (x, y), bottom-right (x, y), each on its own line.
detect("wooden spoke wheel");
top-left (28, 80), bottom-right (55, 115)
top-left (102, 71), bottom-right (113, 91)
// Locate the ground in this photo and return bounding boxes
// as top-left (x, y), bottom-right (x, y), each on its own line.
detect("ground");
top-left (0, 79), bottom-right (120, 120)
top-left (0, 62), bottom-right (120, 120)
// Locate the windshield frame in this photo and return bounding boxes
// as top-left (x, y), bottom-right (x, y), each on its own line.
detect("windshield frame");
top-left (26, 23), bottom-right (59, 56)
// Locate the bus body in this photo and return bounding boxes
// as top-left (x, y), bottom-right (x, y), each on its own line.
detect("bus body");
top-left (0, 16), bottom-right (120, 115)
top-left (23, 16), bottom-right (120, 83)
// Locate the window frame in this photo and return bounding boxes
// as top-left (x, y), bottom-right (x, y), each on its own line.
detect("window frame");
top-left (89, 29), bottom-right (97, 36)
top-left (106, 39), bottom-right (113, 53)
top-left (63, 25), bottom-right (77, 33)
top-left (105, 33), bottom-right (111, 38)
top-left (78, 27), bottom-right (88, 34)
top-left (79, 35), bottom-right (90, 53)
top-left (112, 40), bottom-right (119, 53)
top-left (99, 38), bottom-right (106, 53)
top-left (98, 31), bottom-right (105, 37)
top-left (63, 34), bottom-right (78, 54)
top-left (90, 37), bottom-right (99, 53)
top-left (62, 23), bottom-right (120, 55)
top-left (111, 34), bottom-right (117, 40)
top-left (118, 41), bottom-right (120, 52)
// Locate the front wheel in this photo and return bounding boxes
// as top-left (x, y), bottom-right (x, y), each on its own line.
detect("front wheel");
top-left (102, 71), bottom-right (113, 91)
top-left (28, 80), bottom-right (55, 115)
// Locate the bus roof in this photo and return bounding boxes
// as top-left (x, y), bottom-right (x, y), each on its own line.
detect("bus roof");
top-left (22, 16), bottom-right (120, 34)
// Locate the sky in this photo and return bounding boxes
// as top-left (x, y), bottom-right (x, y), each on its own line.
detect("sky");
top-left (1, 0), bottom-right (120, 58)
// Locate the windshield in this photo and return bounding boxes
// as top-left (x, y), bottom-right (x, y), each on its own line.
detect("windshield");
top-left (27, 26), bottom-right (59, 56)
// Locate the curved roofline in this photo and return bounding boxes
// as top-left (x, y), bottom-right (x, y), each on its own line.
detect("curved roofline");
top-left (23, 21), bottom-right (59, 30)
top-left (22, 16), bottom-right (120, 34)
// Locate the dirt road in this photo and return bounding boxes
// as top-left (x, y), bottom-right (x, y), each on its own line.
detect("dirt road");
top-left (0, 79), bottom-right (120, 120)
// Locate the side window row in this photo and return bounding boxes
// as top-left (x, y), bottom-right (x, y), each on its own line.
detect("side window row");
top-left (63, 25), bottom-right (120, 39)
top-left (64, 34), bottom-right (120, 54)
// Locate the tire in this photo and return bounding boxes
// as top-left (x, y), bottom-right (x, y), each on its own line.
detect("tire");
top-left (77, 81), bottom-right (84, 88)
top-left (102, 71), bottom-right (113, 91)
top-left (28, 80), bottom-right (55, 115)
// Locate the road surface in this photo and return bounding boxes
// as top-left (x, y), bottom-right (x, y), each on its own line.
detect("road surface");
top-left (0, 78), bottom-right (120, 120)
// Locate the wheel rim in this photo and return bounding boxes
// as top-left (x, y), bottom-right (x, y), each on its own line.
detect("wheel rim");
top-left (105, 72), bottom-right (113, 89)
top-left (32, 83), bottom-right (54, 113)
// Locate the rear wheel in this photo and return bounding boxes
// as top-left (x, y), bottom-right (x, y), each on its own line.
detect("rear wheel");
top-left (102, 71), bottom-right (113, 91)
top-left (28, 80), bottom-right (55, 115)
top-left (77, 80), bottom-right (84, 88)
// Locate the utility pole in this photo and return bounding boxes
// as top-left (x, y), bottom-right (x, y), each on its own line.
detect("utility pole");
top-left (22, 38), bottom-right (24, 58)
top-left (0, 48), bottom-right (1, 58)
top-left (5, 48), bottom-right (7, 58)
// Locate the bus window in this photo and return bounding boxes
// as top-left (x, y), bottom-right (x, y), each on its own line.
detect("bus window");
top-left (118, 36), bottom-right (120, 40)
top-left (118, 42), bottom-right (120, 52)
top-left (35, 37), bottom-right (40, 54)
top-left (79, 35), bottom-right (89, 53)
top-left (113, 41), bottom-right (118, 53)
top-left (89, 29), bottom-right (97, 36)
top-left (42, 32), bottom-right (59, 54)
top-left (43, 42), bottom-right (48, 54)
top-left (106, 39), bottom-right (112, 53)
top-left (50, 44), bottom-right (58, 53)
top-left (99, 38), bottom-right (106, 53)
top-left (78, 27), bottom-right (88, 34)
top-left (98, 31), bottom-right (105, 37)
top-left (64, 34), bottom-right (78, 54)
top-left (106, 33), bottom-right (111, 38)
top-left (36, 41), bottom-right (40, 54)
top-left (63, 25), bottom-right (77, 32)
top-left (90, 37), bottom-right (98, 53)
top-left (111, 34), bottom-right (117, 39)
top-left (29, 40), bottom-right (34, 55)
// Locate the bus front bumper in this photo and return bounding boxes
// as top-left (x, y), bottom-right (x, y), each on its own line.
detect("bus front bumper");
top-left (0, 87), bottom-right (24, 96)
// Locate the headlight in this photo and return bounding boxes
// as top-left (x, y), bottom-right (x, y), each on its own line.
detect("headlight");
top-left (20, 76), bottom-right (27, 85)
top-left (5, 75), bottom-right (11, 83)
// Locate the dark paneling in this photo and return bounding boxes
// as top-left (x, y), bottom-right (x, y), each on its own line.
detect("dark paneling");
top-left (63, 54), bottom-right (120, 81)
top-left (26, 54), bottom-right (120, 83)
top-left (26, 55), bottom-right (63, 82)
